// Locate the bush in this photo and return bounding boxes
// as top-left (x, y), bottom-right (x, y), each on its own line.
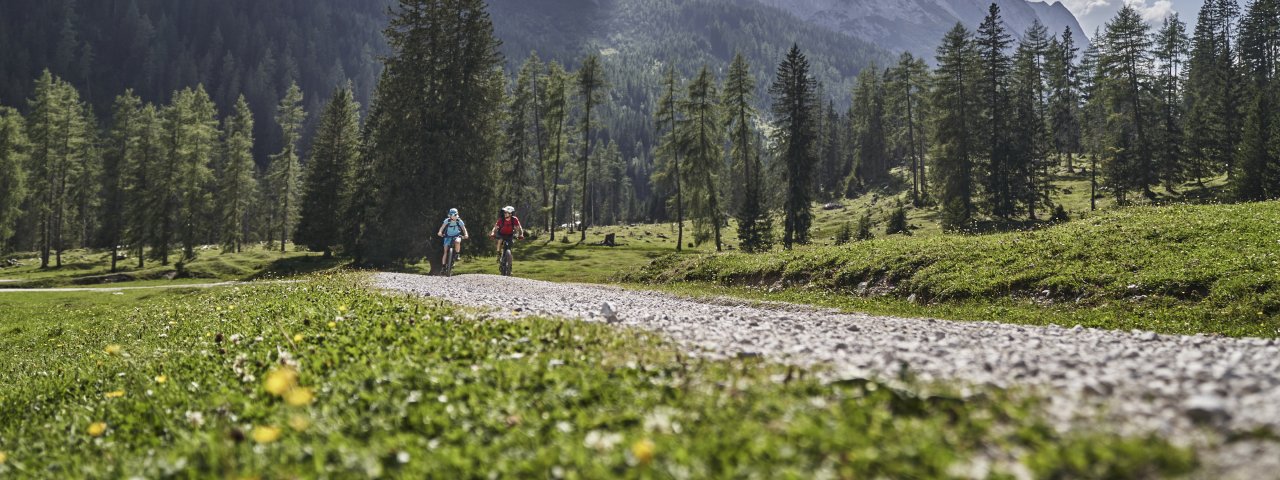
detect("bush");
top-left (886, 202), bottom-right (911, 236)
top-left (835, 222), bottom-right (853, 245)
top-left (856, 210), bottom-right (874, 241)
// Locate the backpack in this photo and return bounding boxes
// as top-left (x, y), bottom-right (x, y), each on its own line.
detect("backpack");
top-left (497, 215), bottom-right (520, 235)
top-left (443, 218), bottom-right (463, 236)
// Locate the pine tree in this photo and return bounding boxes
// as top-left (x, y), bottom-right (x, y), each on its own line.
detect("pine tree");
top-left (101, 91), bottom-right (142, 271)
top-left (1185, 0), bottom-right (1243, 182)
top-left (770, 44), bottom-right (819, 249)
top-left (1078, 30), bottom-right (1105, 211)
top-left (541, 61), bottom-right (570, 241)
top-left (175, 86), bottom-right (218, 260)
top-left (930, 24), bottom-right (979, 230)
top-left (576, 54), bottom-right (607, 242)
top-left (1153, 15), bottom-right (1190, 191)
top-left (362, 0), bottom-right (504, 267)
top-left (724, 52), bottom-right (772, 253)
top-left (1010, 30), bottom-right (1051, 219)
top-left (0, 107), bottom-right (27, 253)
top-left (269, 82), bottom-right (305, 253)
top-left (503, 56), bottom-right (538, 222)
top-left (296, 85), bottom-right (360, 256)
top-left (1046, 27), bottom-right (1082, 173)
top-left (218, 95), bottom-right (256, 253)
top-left (885, 52), bottom-right (931, 204)
top-left (1234, 0), bottom-right (1280, 199)
top-left (122, 103), bottom-right (162, 268)
top-left (848, 65), bottom-right (888, 190)
top-left (1099, 5), bottom-right (1157, 203)
top-left (976, 3), bottom-right (1016, 218)
top-left (678, 66), bottom-right (725, 251)
top-left (652, 66), bottom-right (685, 250)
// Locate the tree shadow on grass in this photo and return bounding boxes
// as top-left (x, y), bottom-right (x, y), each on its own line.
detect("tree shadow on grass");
top-left (243, 256), bottom-right (349, 281)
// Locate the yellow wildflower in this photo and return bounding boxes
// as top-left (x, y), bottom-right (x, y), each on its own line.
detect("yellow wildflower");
top-left (104, 344), bottom-right (122, 355)
top-left (251, 425), bottom-right (281, 444)
top-left (337, 305), bottom-right (348, 314)
top-left (0, 451), bottom-right (7, 464)
top-left (327, 321), bottom-right (337, 329)
top-left (264, 367), bottom-right (298, 396)
top-left (105, 390), bottom-right (125, 399)
top-left (155, 375), bottom-right (167, 384)
top-left (293, 334), bottom-right (303, 343)
top-left (87, 422), bottom-right (107, 437)
top-left (284, 387), bottom-right (314, 406)
top-left (631, 439), bottom-right (656, 465)
top-left (288, 415), bottom-right (311, 432)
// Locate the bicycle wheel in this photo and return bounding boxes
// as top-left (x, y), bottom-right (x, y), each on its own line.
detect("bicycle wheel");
top-left (500, 249), bottom-right (512, 276)
top-left (444, 250), bottom-right (455, 277)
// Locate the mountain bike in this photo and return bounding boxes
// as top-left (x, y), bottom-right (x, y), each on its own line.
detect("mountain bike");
top-left (443, 248), bottom-right (460, 277)
top-left (498, 235), bottom-right (515, 276)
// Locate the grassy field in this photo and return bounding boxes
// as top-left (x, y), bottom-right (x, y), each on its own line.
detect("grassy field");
top-left (0, 274), bottom-right (1194, 478)
top-left (0, 245), bottom-right (342, 288)
top-left (625, 202), bottom-right (1280, 338)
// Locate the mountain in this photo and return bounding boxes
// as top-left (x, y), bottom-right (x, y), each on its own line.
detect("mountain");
top-left (753, 0), bottom-right (1089, 60)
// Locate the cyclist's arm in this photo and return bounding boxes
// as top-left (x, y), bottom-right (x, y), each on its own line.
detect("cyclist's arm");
top-left (437, 223), bottom-right (445, 237)
top-left (461, 225), bottom-right (470, 239)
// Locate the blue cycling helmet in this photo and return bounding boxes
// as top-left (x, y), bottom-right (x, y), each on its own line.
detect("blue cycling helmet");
top-left (448, 208), bottom-right (458, 216)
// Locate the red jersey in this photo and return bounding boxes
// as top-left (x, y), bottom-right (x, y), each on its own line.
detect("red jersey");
top-left (494, 215), bottom-right (521, 235)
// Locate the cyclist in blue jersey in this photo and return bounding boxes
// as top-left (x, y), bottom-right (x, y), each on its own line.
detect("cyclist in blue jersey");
top-left (436, 208), bottom-right (470, 267)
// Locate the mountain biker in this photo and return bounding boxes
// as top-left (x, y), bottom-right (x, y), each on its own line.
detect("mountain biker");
top-left (489, 205), bottom-right (524, 257)
top-left (436, 208), bottom-right (470, 268)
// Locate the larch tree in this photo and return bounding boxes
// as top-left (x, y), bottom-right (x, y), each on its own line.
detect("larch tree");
top-left (723, 52), bottom-right (772, 252)
top-left (652, 65), bottom-right (685, 250)
top-left (575, 54), bottom-right (607, 242)
top-left (269, 82), bottom-right (305, 253)
top-left (678, 66), bottom-right (725, 251)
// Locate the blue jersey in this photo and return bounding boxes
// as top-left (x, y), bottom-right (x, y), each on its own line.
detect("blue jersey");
top-left (442, 218), bottom-right (465, 237)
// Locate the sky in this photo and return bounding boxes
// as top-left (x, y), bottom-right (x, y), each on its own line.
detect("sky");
top-left (1060, 0), bottom-right (1205, 34)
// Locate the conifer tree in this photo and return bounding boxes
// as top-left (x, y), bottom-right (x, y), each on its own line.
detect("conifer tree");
top-left (1099, 5), bottom-right (1157, 203)
top-left (848, 65), bottom-right (888, 189)
top-left (653, 66), bottom-right (685, 250)
top-left (1185, 0), bottom-right (1242, 181)
top-left (26, 71), bottom-right (91, 268)
top-left (541, 61), bottom-right (571, 241)
top-left (101, 91), bottom-right (142, 271)
top-left (576, 54), bottom-right (607, 242)
top-left (269, 82), bottom-right (305, 253)
top-left (0, 107), bottom-right (27, 253)
top-left (1234, 0), bottom-right (1280, 199)
top-left (1153, 14), bottom-right (1190, 191)
top-left (296, 85), bottom-right (360, 257)
top-left (724, 53), bottom-right (772, 252)
top-left (678, 66), bottom-right (725, 251)
top-left (976, 4), bottom-right (1016, 218)
top-left (886, 53), bottom-right (931, 204)
top-left (930, 24), bottom-right (980, 230)
top-left (1046, 27), bottom-right (1082, 173)
top-left (176, 86), bottom-right (218, 260)
top-left (770, 44), bottom-right (819, 248)
top-left (122, 103), bottom-right (162, 268)
top-left (218, 96), bottom-right (256, 253)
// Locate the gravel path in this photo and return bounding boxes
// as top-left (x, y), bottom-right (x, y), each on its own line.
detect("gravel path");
top-left (376, 272), bottom-right (1280, 473)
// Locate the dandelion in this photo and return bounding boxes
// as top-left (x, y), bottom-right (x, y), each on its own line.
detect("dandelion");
top-left (631, 439), bottom-right (656, 465)
top-left (104, 344), bottom-right (122, 355)
top-left (293, 334), bottom-right (303, 343)
top-left (105, 390), bottom-right (125, 399)
top-left (155, 375), bottom-right (167, 384)
top-left (251, 425), bottom-right (281, 444)
top-left (264, 367), bottom-right (298, 396)
top-left (327, 321), bottom-right (337, 329)
top-left (288, 415), bottom-right (311, 431)
top-left (0, 451), bottom-right (7, 464)
top-left (284, 387), bottom-right (314, 406)
top-left (87, 422), bottom-right (107, 437)
top-left (337, 305), bottom-right (348, 314)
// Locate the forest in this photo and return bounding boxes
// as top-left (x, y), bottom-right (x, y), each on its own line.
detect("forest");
top-left (1, 0), bottom-right (1278, 268)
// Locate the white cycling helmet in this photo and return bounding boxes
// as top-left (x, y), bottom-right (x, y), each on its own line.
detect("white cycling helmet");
top-left (502, 206), bottom-right (515, 213)
top-left (448, 208), bottom-right (458, 216)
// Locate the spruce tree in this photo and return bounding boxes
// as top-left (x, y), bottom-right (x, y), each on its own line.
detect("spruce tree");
top-left (1099, 5), bottom-right (1157, 203)
top-left (362, 0), bottom-right (504, 267)
top-left (122, 103), bottom-right (162, 268)
top-left (1153, 15), bottom-right (1190, 192)
top-left (770, 44), bottom-right (819, 249)
top-left (576, 54), bottom-right (607, 242)
top-left (848, 65), bottom-right (888, 190)
top-left (101, 91), bottom-right (142, 271)
top-left (653, 66), bottom-right (686, 250)
top-left (1046, 27), bottom-right (1082, 173)
top-left (176, 86), bottom-right (218, 260)
top-left (269, 82), bottom-right (305, 253)
top-left (724, 53), bottom-right (772, 253)
top-left (503, 56), bottom-right (539, 222)
top-left (296, 85), bottom-right (360, 257)
top-left (678, 66), bottom-right (725, 251)
top-left (976, 4), bottom-right (1016, 218)
top-left (930, 24), bottom-right (979, 230)
top-left (1186, 0), bottom-right (1243, 182)
top-left (218, 96), bottom-right (256, 253)
top-left (1234, 0), bottom-right (1280, 199)
top-left (0, 107), bottom-right (27, 253)
top-left (886, 53), bottom-right (931, 204)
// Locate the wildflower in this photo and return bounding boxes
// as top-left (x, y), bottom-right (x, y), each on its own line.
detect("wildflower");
top-left (155, 375), bottom-right (167, 384)
top-left (284, 387), bottom-right (314, 406)
top-left (293, 334), bottom-right (303, 343)
top-left (184, 410), bottom-right (205, 427)
top-left (264, 367), bottom-right (298, 396)
top-left (337, 305), bottom-right (348, 314)
top-left (327, 321), bottom-right (337, 329)
top-left (0, 451), bottom-right (7, 464)
top-left (288, 415), bottom-right (311, 432)
top-left (104, 344), bottom-right (122, 355)
top-left (105, 390), bottom-right (125, 399)
top-left (251, 425), bottom-right (281, 444)
top-left (87, 422), bottom-right (107, 437)
top-left (631, 439), bottom-right (656, 465)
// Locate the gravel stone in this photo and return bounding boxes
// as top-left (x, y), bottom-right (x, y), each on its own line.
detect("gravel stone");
top-left (375, 273), bottom-right (1280, 476)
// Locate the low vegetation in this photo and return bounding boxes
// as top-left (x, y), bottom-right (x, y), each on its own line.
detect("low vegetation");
top-left (0, 245), bottom-right (339, 288)
top-left (0, 274), bottom-right (1193, 478)
top-left (626, 201), bottom-right (1280, 337)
